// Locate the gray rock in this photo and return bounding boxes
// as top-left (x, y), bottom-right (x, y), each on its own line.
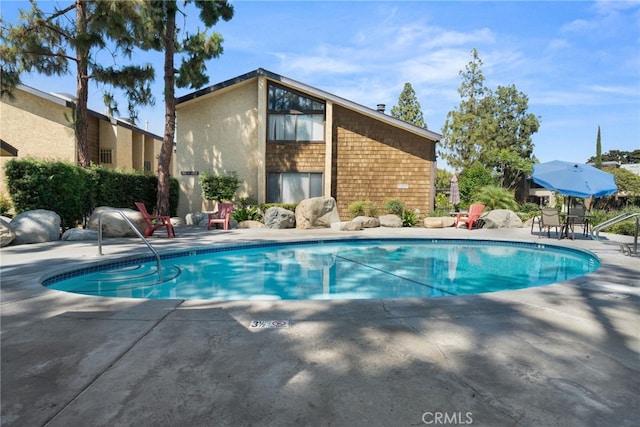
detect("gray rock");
top-left (61, 228), bottom-right (99, 241)
top-left (185, 212), bottom-right (208, 226)
top-left (87, 207), bottom-right (146, 237)
top-left (295, 196), bottom-right (341, 229)
top-left (330, 221), bottom-right (363, 231)
top-left (264, 207), bottom-right (296, 229)
top-left (351, 216), bottom-right (380, 228)
top-left (0, 218), bottom-right (15, 247)
top-left (481, 209), bottom-right (523, 229)
top-left (379, 214), bottom-right (403, 228)
top-left (10, 209), bottom-right (61, 244)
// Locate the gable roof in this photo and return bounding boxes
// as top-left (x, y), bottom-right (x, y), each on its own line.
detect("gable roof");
top-left (176, 68), bottom-right (442, 142)
top-left (12, 84), bottom-right (163, 140)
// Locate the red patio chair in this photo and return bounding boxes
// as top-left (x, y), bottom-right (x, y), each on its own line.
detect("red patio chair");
top-left (455, 203), bottom-right (485, 230)
top-left (135, 202), bottom-right (175, 238)
top-left (208, 202), bottom-right (234, 230)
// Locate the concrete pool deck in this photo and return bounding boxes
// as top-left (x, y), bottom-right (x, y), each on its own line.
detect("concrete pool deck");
top-left (1, 226), bottom-right (638, 426)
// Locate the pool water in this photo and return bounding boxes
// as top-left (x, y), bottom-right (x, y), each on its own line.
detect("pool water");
top-left (43, 239), bottom-right (599, 300)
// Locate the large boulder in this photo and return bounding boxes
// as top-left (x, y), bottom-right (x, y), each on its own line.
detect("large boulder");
top-left (264, 207), bottom-right (296, 229)
top-left (481, 209), bottom-right (523, 229)
top-left (379, 214), bottom-right (403, 228)
top-left (87, 207), bottom-right (146, 237)
top-left (0, 218), bottom-right (15, 247)
top-left (295, 196), bottom-right (341, 229)
top-left (10, 209), bottom-right (61, 244)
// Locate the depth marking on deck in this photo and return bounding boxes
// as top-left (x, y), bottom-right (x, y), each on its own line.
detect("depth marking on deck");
top-left (249, 320), bottom-right (289, 328)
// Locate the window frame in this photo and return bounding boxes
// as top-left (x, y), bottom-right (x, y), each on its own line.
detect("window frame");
top-left (267, 172), bottom-right (324, 204)
top-left (267, 83), bottom-right (325, 143)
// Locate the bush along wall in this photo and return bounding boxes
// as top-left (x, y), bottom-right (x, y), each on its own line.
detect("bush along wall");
top-left (5, 159), bottom-right (179, 228)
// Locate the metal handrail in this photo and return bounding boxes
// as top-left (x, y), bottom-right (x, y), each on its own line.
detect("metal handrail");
top-left (98, 209), bottom-right (163, 281)
top-left (591, 212), bottom-right (639, 255)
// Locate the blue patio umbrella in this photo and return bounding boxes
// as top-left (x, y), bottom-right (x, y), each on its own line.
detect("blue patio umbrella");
top-left (532, 160), bottom-right (617, 199)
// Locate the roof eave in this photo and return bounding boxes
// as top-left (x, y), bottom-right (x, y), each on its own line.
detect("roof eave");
top-left (176, 68), bottom-right (442, 142)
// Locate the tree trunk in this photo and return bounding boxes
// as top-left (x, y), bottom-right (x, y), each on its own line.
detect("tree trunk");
top-left (156, 3), bottom-right (177, 217)
top-left (75, 0), bottom-right (90, 167)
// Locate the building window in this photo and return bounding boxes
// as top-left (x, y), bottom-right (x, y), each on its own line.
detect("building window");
top-left (99, 149), bottom-right (113, 164)
top-left (267, 83), bottom-right (325, 142)
top-left (267, 172), bottom-right (323, 203)
top-left (144, 160), bottom-right (152, 172)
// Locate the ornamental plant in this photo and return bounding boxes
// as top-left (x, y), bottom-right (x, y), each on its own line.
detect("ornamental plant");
top-left (200, 172), bottom-right (240, 202)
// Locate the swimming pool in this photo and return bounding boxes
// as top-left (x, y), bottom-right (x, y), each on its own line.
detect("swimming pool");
top-left (43, 239), bottom-right (599, 300)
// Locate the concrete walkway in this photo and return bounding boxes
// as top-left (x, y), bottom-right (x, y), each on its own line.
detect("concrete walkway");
top-left (1, 226), bottom-right (638, 427)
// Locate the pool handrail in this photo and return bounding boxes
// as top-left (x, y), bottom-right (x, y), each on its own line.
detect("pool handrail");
top-left (98, 209), bottom-right (164, 281)
top-left (590, 212), bottom-right (639, 256)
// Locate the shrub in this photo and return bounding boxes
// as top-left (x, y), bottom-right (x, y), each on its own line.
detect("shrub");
top-left (473, 185), bottom-right (520, 211)
top-left (232, 205), bottom-right (263, 222)
top-left (384, 199), bottom-right (405, 216)
top-left (348, 200), bottom-right (379, 218)
top-left (402, 209), bottom-right (418, 227)
top-left (348, 200), bottom-right (366, 218)
top-left (459, 162), bottom-right (497, 207)
top-left (5, 158), bottom-right (92, 229)
top-left (435, 193), bottom-right (452, 211)
top-left (600, 207), bottom-right (640, 236)
top-left (261, 203), bottom-right (297, 212)
top-left (200, 171), bottom-right (240, 202)
top-left (5, 159), bottom-right (180, 228)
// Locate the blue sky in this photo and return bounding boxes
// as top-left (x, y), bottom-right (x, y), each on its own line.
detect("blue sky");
top-left (3, 0), bottom-right (639, 168)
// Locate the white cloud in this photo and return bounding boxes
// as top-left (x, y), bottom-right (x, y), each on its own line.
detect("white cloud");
top-left (547, 38), bottom-right (571, 51)
top-left (560, 18), bottom-right (596, 34)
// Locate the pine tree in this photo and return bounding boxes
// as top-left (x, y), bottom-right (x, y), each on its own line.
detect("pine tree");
top-left (440, 48), bottom-right (488, 171)
top-left (440, 49), bottom-right (539, 195)
top-left (133, 1), bottom-right (234, 216)
top-left (595, 126), bottom-right (602, 169)
top-left (1, 1), bottom-right (154, 167)
top-left (390, 83), bottom-right (427, 129)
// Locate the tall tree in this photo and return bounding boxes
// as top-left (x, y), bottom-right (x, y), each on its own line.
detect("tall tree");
top-left (390, 82), bottom-right (427, 129)
top-left (134, 1), bottom-right (234, 216)
top-left (482, 84), bottom-right (539, 190)
top-left (440, 49), bottom-right (539, 198)
top-left (0, 1), bottom-right (154, 167)
top-left (440, 48), bottom-right (488, 171)
top-left (595, 125), bottom-right (602, 169)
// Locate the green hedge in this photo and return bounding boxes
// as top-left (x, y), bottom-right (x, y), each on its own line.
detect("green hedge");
top-left (4, 159), bottom-right (179, 229)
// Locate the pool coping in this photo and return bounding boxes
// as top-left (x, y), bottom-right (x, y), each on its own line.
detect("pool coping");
top-left (1, 226), bottom-right (639, 426)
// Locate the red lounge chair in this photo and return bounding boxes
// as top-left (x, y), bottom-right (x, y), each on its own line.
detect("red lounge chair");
top-left (455, 203), bottom-right (485, 230)
top-left (135, 202), bottom-right (175, 238)
top-left (208, 202), bottom-right (233, 230)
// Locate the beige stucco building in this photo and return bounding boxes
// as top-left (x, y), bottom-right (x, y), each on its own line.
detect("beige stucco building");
top-left (176, 69), bottom-right (441, 219)
top-left (0, 84), bottom-right (168, 196)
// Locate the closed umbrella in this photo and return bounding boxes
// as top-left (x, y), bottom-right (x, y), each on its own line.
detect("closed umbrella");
top-left (449, 174), bottom-right (460, 207)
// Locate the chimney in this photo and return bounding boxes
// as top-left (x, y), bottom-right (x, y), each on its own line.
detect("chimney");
top-left (376, 104), bottom-right (386, 113)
